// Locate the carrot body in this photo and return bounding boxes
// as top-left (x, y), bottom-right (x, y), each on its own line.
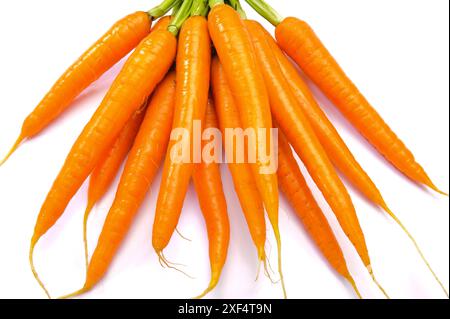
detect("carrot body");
top-left (152, 16), bottom-right (172, 32)
top-left (246, 20), bottom-right (370, 267)
top-left (208, 6), bottom-right (285, 296)
top-left (29, 29), bottom-right (176, 297)
top-left (32, 29), bottom-right (175, 243)
top-left (3, 12), bottom-right (151, 163)
top-left (152, 16), bottom-right (211, 253)
top-left (275, 17), bottom-right (444, 194)
top-left (193, 99), bottom-right (230, 298)
top-left (277, 127), bottom-right (361, 298)
top-left (81, 71), bottom-right (177, 292)
top-left (87, 108), bottom-right (146, 214)
top-left (267, 29), bottom-right (449, 297)
top-left (211, 57), bottom-right (267, 262)
top-left (81, 14), bottom-right (170, 270)
top-left (260, 28), bottom-right (387, 210)
top-left (82, 106), bottom-right (146, 268)
top-left (208, 5), bottom-right (279, 236)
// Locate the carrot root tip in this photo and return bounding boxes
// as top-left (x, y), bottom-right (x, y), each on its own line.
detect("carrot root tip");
top-left (160, 251), bottom-right (188, 267)
top-left (29, 241), bottom-right (52, 299)
top-left (156, 251), bottom-right (195, 279)
top-left (263, 257), bottom-right (279, 284)
top-left (255, 248), bottom-right (269, 282)
top-left (255, 259), bottom-right (262, 282)
top-left (58, 287), bottom-right (89, 299)
top-left (367, 266), bottom-right (390, 299)
top-left (0, 135), bottom-right (25, 167)
top-left (381, 203), bottom-right (449, 298)
top-left (175, 228), bottom-right (192, 242)
top-left (347, 277), bottom-right (363, 299)
top-left (83, 202), bottom-right (95, 273)
top-left (194, 277), bottom-right (220, 299)
top-left (432, 187), bottom-right (449, 197)
top-left (425, 180), bottom-right (449, 197)
top-left (273, 229), bottom-right (287, 299)
top-left (194, 286), bottom-right (214, 300)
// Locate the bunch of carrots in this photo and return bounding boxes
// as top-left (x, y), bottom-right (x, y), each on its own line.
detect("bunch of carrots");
top-left (1, 0), bottom-right (448, 299)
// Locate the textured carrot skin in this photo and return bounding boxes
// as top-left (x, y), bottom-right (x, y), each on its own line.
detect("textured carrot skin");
top-left (261, 29), bottom-right (387, 208)
top-left (152, 16), bottom-right (171, 32)
top-left (193, 99), bottom-right (230, 297)
top-left (208, 5), bottom-right (279, 234)
top-left (152, 16), bottom-right (211, 252)
top-left (247, 20), bottom-right (369, 267)
top-left (22, 12), bottom-right (152, 139)
top-left (87, 108), bottom-right (146, 213)
top-left (274, 28), bottom-right (448, 296)
top-left (31, 30), bottom-right (176, 244)
top-left (277, 128), bottom-right (351, 280)
top-left (211, 57), bottom-right (266, 260)
top-left (85, 72), bottom-right (176, 290)
top-left (276, 17), bottom-right (440, 192)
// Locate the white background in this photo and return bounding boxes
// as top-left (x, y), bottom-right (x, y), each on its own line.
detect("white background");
top-left (0, 0), bottom-right (448, 299)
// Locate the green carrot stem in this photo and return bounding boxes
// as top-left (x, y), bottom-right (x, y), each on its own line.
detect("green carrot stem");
top-left (192, 0), bottom-right (208, 16)
top-left (172, 0), bottom-right (183, 15)
top-left (149, 0), bottom-right (182, 19)
top-left (228, 0), bottom-right (247, 19)
top-left (244, 0), bottom-right (283, 26)
top-left (209, 0), bottom-right (224, 8)
top-left (168, 0), bottom-right (194, 35)
top-left (201, 5), bottom-right (210, 16)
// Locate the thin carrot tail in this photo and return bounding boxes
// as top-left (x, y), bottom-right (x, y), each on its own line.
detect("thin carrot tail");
top-left (257, 253), bottom-right (279, 284)
top-left (0, 134), bottom-right (25, 167)
top-left (83, 202), bottom-right (95, 273)
top-left (194, 276), bottom-right (220, 299)
top-left (257, 245), bottom-right (266, 264)
top-left (367, 265), bottom-right (390, 299)
top-left (176, 228), bottom-right (192, 242)
top-left (29, 238), bottom-right (52, 299)
top-left (255, 254), bottom-right (263, 282)
top-left (156, 250), bottom-right (195, 279)
top-left (347, 276), bottom-right (363, 299)
top-left (273, 227), bottom-right (287, 299)
top-left (58, 287), bottom-right (90, 299)
top-left (381, 203), bottom-right (449, 298)
top-left (255, 247), bottom-right (271, 282)
top-left (194, 285), bottom-right (215, 299)
top-left (424, 180), bottom-right (449, 197)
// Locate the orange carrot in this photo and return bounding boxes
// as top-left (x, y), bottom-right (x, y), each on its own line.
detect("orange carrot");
top-left (246, 19), bottom-right (388, 297)
top-left (193, 99), bottom-right (230, 299)
top-left (29, 28), bottom-right (177, 298)
top-left (263, 28), bottom-right (449, 297)
top-left (0, 12), bottom-right (152, 165)
top-left (152, 14), bottom-right (211, 258)
top-left (277, 125), bottom-right (361, 298)
top-left (275, 18), bottom-right (446, 195)
top-left (257, 26), bottom-right (386, 211)
top-left (208, 2), bottom-right (284, 298)
top-left (83, 106), bottom-right (146, 269)
top-left (211, 57), bottom-right (267, 265)
top-left (152, 16), bottom-right (172, 32)
top-left (61, 71), bottom-right (177, 298)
